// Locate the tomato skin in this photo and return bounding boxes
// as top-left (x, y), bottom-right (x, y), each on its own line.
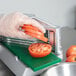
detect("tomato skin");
top-left (21, 24), bottom-right (48, 42)
top-left (28, 43), bottom-right (52, 58)
top-left (66, 45), bottom-right (76, 57)
top-left (65, 55), bottom-right (76, 62)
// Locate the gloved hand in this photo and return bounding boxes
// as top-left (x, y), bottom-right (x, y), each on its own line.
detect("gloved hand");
top-left (0, 12), bottom-right (45, 39)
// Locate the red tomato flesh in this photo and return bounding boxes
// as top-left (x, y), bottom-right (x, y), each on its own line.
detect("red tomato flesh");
top-left (28, 43), bottom-right (52, 58)
top-left (20, 24), bottom-right (48, 42)
top-left (21, 24), bottom-right (44, 36)
top-left (25, 31), bottom-right (48, 42)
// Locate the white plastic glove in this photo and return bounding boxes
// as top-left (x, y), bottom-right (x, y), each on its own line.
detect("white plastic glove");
top-left (0, 12), bottom-right (45, 39)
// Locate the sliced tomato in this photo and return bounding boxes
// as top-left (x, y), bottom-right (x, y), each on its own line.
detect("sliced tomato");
top-left (20, 24), bottom-right (48, 42)
top-left (28, 43), bottom-right (52, 58)
top-left (21, 24), bottom-right (43, 35)
top-left (25, 31), bottom-right (48, 42)
top-left (22, 24), bottom-right (41, 31)
top-left (24, 28), bottom-right (44, 36)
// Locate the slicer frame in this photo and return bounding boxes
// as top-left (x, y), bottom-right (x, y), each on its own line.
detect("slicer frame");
top-left (0, 15), bottom-right (63, 76)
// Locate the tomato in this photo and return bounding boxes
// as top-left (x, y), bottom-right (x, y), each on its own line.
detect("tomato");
top-left (66, 45), bottom-right (76, 57)
top-left (28, 43), bottom-right (52, 58)
top-left (21, 24), bottom-right (44, 36)
top-left (65, 55), bottom-right (76, 62)
top-left (25, 32), bottom-right (48, 42)
top-left (20, 24), bottom-right (48, 42)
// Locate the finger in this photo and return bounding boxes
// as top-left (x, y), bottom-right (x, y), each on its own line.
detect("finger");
top-left (14, 31), bottom-right (33, 39)
top-left (3, 28), bottom-right (32, 39)
top-left (21, 18), bottom-right (46, 33)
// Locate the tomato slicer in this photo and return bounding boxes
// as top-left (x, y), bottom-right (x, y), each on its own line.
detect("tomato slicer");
top-left (0, 14), bottom-right (76, 76)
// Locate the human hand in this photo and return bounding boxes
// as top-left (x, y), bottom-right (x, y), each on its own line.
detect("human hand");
top-left (0, 12), bottom-right (45, 39)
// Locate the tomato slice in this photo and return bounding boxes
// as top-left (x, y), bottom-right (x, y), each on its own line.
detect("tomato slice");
top-left (21, 24), bottom-right (43, 35)
top-left (24, 28), bottom-right (44, 36)
top-left (22, 24), bottom-right (41, 31)
top-left (20, 24), bottom-right (48, 42)
top-left (25, 31), bottom-right (48, 42)
top-left (28, 43), bottom-right (52, 58)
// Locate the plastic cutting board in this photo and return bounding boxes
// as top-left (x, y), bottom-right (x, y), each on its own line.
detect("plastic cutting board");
top-left (1, 42), bottom-right (61, 72)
